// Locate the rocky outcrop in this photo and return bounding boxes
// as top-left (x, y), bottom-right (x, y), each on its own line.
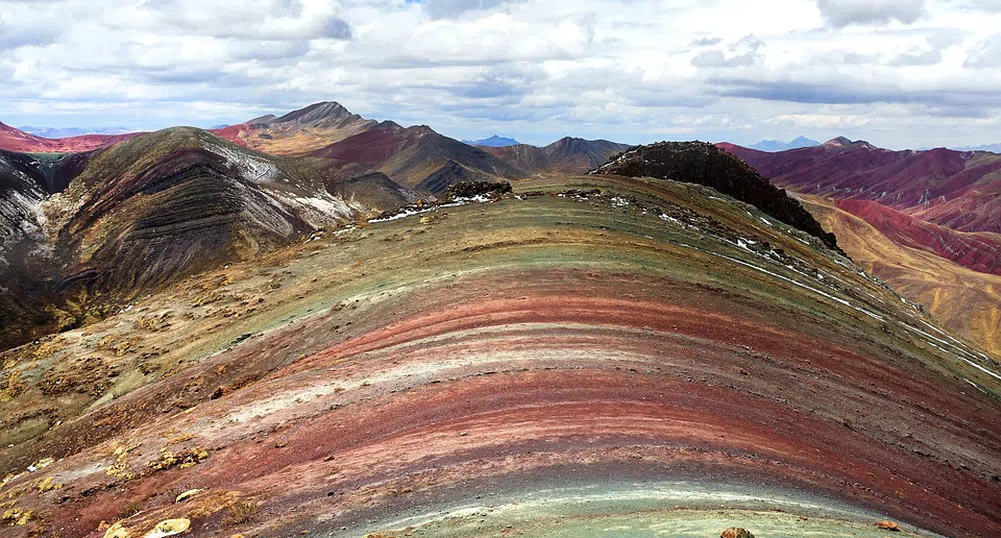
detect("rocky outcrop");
top-left (592, 141), bottom-right (841, 252)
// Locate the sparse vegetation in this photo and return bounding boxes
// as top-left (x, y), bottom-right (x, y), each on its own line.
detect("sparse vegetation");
top-left (225, 499), bottom-right (260, 525)
top-left (0, 370), bottom-right (26, 403)
top-left (117, 500), bottom-right (142, 519)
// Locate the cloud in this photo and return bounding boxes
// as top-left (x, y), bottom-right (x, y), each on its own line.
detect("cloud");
top-left (965, 33), bottom-right (1001, 67)
top-left (843, 52), bottom-right (881, 64)
top-left (814, 0), bottom-right (925, 27)
top-left (423, 0), bottom-right (512, 19)
top-left (3, 0), bottom-right (1001, 149)
top-left (691, 34), bottom-right (763, 68)
top-left (958, 0), bottom-right (1001, 11)
top-left (127, 0), bottom-right (353, 40)
top-left (890, 48), bottom-right (942, 65)
top-left (690, 37), bottom-right (722, 47)
top-left (0, 5), bottom-right (63, 49)
top-left (715, 78), bottom-right (1001, 110)
top-left (691, 50), bottom-right (758, 67)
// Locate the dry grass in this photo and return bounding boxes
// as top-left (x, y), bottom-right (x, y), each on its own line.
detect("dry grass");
top-left (224, 499), bottom-right (259, 525)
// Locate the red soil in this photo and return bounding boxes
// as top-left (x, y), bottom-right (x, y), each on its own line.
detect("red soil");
top-left (209, 123), bottom-right (254, 147)
top-left (11, 268), bottom-right (1000, 538)
top-left (837, 199), bottom-right (1001, 274)
top-left (0, 122), bottom-right (141, 153)
top-left (719, 143), bottom-right (1001, 234)
top-left (309, 124), bottom-right (409, 164)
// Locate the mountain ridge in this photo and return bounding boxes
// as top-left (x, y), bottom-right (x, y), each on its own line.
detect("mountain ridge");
top-left (464, 134), bottom-right (521, 147)
top-left (483, 136), bottom-right (633, 173)
top-left (2, 171), bottom-right (999, 538)
top-left (748, 136), bottom-right (820, 152)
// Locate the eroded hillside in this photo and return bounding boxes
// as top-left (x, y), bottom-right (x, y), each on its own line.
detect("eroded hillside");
top-left (1, 174), bottom-right (999, 538)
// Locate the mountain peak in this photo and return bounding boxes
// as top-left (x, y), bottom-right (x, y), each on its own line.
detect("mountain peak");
top-left (275, 101), bottom-right (356, 125)
top-left (748, 136), bottom-right (820, 152)
top-left (824, 136), bottom-right (854, 147)
top-left (823, 136), bottom-right (875, 150)
top-left (464, 135), bottom-right (521, 147)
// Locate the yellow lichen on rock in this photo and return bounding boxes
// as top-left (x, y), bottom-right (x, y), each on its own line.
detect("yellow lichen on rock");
top-left (876, 520), bottom-right (901, 532)
top-left (147, 446), bottom-right (209, 471)
top-left (144, 518), bottom-right (190, 538)
top-left (2, 508), bottom-right (33, 526)
top-left (107, 444), bottom-right (140, 480)
top-left (0, 370), bottom-right (25, 403)
top-left (175, 489), bottom-right (203, 503)
top-left (36, 475), bottom-right (62, 492)
top-left (104, 521), bottom-right (130, 538)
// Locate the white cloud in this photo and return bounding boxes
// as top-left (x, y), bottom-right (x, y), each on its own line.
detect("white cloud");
top-left (1, 0), bottom-right (1001, 149)
top-left (965, 33), bottom-right (1001, 66)
top-left (814, 0), bottom-right (926, 28)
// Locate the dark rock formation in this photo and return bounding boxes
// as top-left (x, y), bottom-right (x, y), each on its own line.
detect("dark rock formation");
top-left (327, 172), bottom-right (423, 211)
top-left (592, 141), bottom-right (841, 253)
top-left (446, 180), bottom-right (512, 199)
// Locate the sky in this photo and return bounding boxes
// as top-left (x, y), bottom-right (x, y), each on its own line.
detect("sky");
top-left (3, 0), bottom-right (1001, 148)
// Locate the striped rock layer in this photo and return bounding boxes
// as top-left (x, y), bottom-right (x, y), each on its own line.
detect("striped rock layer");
top-left (1, 175), bottom-right (999, 538)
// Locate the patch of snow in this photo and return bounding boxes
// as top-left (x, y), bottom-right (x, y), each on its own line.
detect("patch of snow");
top-left (204, 140), bottom-right (279, 184)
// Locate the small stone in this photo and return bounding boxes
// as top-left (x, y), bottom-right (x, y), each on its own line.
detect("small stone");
top-left (104, 522), bottom-right (129, 538)
top-left (721, 528), bottom-right (755, 538)
top-left (876, 520), bottom-right (901, 532)
top-left (175, 488), bottom-right (203, 503)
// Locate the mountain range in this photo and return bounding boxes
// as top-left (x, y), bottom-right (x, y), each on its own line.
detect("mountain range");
top-left (0, 103), bottom-right (638, 351)
top-left (747, 136), bottom-right (820, 152)
top-left (0, 103), bottom-right (1000, 538)
top-left (463, 134), bottom-right (521, 147)
top-left (721, 138), bottom-right (1001, 355)
top-left (18, 126), bottom-right (134, 138)
top-left (951, 143), bottom-right (1001, 153)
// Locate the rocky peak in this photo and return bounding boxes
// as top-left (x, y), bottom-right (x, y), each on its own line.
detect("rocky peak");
top-left (274, 101), bottom-right (356, 125)
top-left (591, 141), bottom-right (842, 253)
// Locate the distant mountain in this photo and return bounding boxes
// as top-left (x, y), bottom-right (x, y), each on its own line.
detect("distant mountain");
top-left (483, 137), bottom-right (632, 173)
top-left (952, 143), bottom-right (1001, 153)
top-left (721, 138), bottom-right (1001, 355)
top-left (18, 126), bottom-right (133, 138)
top-left (214, 101), bottom-right (379, 154)
top-left (310, 122), bottom-right (523, 193)
top-left (213, 103), bottom-right (522, 194)
top-left (464, 135), bottom-right (521, 147)
top-left (719, 138), bottom-right (1001, 235)
top-left (748, 136), bottom-right (820, 152)
top-left (0, 121), bottom-right (142, 153)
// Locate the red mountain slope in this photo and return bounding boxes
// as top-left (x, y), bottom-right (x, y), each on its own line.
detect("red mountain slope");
top-left (719, 140), bottom-right (1001, 234)
top-left (0, 121), bottom-right (141, 153)
top-left (836, 199), bottom-right (1001, 275)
